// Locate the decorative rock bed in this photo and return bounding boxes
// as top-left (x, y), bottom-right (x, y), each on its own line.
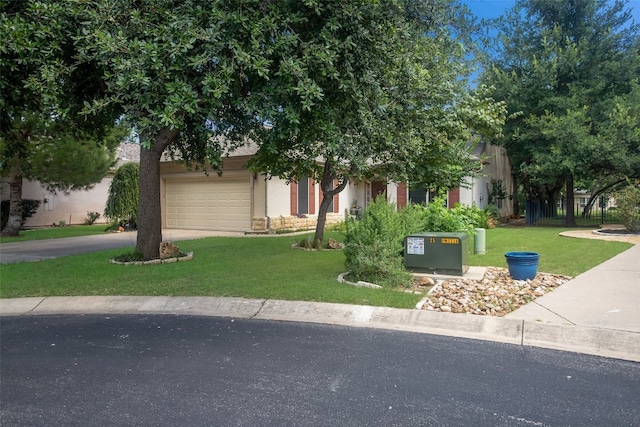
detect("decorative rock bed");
top-left (418, 267), bottom-right (571, 316)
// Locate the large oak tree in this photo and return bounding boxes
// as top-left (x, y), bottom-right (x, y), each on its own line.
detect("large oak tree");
top-left (77, 0), bottom-right (311, 259)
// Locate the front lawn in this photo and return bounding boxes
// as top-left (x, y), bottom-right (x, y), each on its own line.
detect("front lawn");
top-left (0, 228), bottom-right (632, 307)
top-left (0, 224), bottom-right (109, 243)
top-left (468, 227), bottom-right (631, 277)
top-left (0, 232), bottom-right (422, 308)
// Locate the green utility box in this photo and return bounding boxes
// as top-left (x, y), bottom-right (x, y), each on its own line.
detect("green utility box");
top-left (404, 232), bottom-right (469, 276)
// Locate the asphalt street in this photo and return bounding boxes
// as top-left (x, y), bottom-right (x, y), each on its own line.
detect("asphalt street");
top-left (2, 314), bottom-right (639, 426)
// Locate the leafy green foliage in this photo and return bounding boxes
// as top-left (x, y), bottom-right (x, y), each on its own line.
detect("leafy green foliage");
top-left (0, 1), bottom-right (124, 236)
top-left (614, 180), bottom-right (640, 232)
top-left (344, 195), bottom-right (491, 287)
top-left (481, 0), bottom-right (640, 224)
top-left (344, 198), bottom-right (422, 288)
top-left (0, 199), bottom-right (40, 230)
top-left (73, 0), bottom-right (342, 258)
top-left (247, 0), bottom-right (507, 241)
top-left (112, 251), bottom-right (145, 263)
top-left (104, 162), bottom-right (139, 226)
top-left (422, 196), bottom-right (488, 234)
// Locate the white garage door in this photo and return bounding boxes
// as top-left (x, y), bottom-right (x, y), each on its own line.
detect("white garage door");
top-left (165, 180), bottom-right (251, 231)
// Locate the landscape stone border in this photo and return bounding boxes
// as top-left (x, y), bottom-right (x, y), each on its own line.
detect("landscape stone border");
top-left (110, 252), bottom-right (194, 266)
top-left (337, 272), bottom-right (382, 289)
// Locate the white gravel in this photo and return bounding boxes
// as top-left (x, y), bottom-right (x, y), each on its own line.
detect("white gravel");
top-left (419, 267), bottom-right (572, 316)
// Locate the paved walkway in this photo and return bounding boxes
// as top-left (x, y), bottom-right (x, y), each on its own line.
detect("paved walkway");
top-left (1, 228), bottom-right (639, 362)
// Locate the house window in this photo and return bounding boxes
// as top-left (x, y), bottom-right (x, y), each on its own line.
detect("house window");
top-left (409, 188), bottom-right (427, 204)
top-left (409, 188), bottom-right (439, 205)
top-left (298, 175), bottom-right (309, 215)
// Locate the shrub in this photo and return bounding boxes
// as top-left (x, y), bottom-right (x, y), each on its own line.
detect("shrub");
top-left (483, 204), bottom-right (500, 224)
top-left (614, 180), bottom-right (640, 232)
top-left (423, 195), bottom-right (487, 234)
top-left (1, 199), bottom-right (41, 230)
top-left (104, 162), bottom-right (139, 226)
top-left (343, 196), bottom-right (491, 287)
top-left (85, 211), bottom-right (101, 225)
top-left (344, 198), bottom-right (416, 288)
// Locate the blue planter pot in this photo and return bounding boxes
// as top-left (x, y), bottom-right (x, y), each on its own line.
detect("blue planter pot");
top-left (504, 251), bottom-right (540, 280)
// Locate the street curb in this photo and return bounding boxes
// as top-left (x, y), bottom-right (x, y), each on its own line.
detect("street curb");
top-left (1, 296), bottom-right (638, 362)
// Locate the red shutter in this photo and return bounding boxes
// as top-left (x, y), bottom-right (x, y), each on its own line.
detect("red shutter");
top-left (448, 188), bottom-right (460, 208)
top-left (290, 182), bottom-right (298, 215)
top-left (397, 182), bottom-right (407, 208)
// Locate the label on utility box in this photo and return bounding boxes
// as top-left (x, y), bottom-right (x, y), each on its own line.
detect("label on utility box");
top-left (406, 237), bottom-right (425, 255)
top-left (441, 238), bottom-right (460, 244)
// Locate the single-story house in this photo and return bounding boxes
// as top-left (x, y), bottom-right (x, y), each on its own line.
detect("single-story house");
top-left (3, 138), bottom-right (512, 232)
top-left (159, 141), bottom-right (513, 233)
top-left (159, 144), bottom-right (403, 232)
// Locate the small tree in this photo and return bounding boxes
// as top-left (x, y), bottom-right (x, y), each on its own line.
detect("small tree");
top-left (344, 198), bottom-right (424, 288)
top-left (104, 163), bottom-right (139, 228)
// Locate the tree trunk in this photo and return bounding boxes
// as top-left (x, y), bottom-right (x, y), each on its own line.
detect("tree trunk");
top-left (135, 128), bottom-right (178, 260)
top-left (1, 167), bottom-right (24, 237)
top-left (315, 190), bottom-right (332, 244)
top-left (313, 160), bottom-right (348, 245)
top-left (565, 175), bottom-right (577, 227)
top-left (511, 172), bottom-right (519, 217)
top-left (581, 179), bottom-right (625, 218)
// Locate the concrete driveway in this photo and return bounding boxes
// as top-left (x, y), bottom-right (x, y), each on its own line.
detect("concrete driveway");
top-left (0, 229), bottom-right (239, 264)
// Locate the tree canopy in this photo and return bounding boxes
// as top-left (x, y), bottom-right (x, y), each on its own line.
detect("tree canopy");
top-left (0, 1), bottom-right (124, 236)
top-left (76, 0), bottom-right (307, 259)
top-left (75, 0), bottom-right (505, 258)
top-left (247, 0), bottom-right (506, 242)
top-left (481, 0), bottom-right (640, 224)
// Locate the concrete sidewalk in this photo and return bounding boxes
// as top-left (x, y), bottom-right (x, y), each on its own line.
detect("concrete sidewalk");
top-left (505, 243), bottom-right (640, 333)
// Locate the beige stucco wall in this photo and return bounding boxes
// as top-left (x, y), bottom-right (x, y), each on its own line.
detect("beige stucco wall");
top-left (15, 178), bottom-right (112, 227)
top-left (456, 143), bottom-right (514, 218)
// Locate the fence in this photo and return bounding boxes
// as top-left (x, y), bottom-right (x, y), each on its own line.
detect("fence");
top-left (526, 193), bottom-right (620, 227)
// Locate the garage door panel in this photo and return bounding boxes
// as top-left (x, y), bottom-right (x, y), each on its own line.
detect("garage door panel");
top-left (165, 180), bottom-right (251, 231)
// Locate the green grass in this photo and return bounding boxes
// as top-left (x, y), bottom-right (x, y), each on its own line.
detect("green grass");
top-left (0, 232), bottom-right (422, 309)
top-left (0, 227), bottom-right (632, 306)
top-left (0, 224), bottom-right (109, 243)
top-left (469, 227), bottom-right (631, 277)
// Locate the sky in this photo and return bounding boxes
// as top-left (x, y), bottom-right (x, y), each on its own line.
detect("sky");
top-left (462, 0), bottom-right (640, 24)
top-left (461, 0), bottom-right (640, 84)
